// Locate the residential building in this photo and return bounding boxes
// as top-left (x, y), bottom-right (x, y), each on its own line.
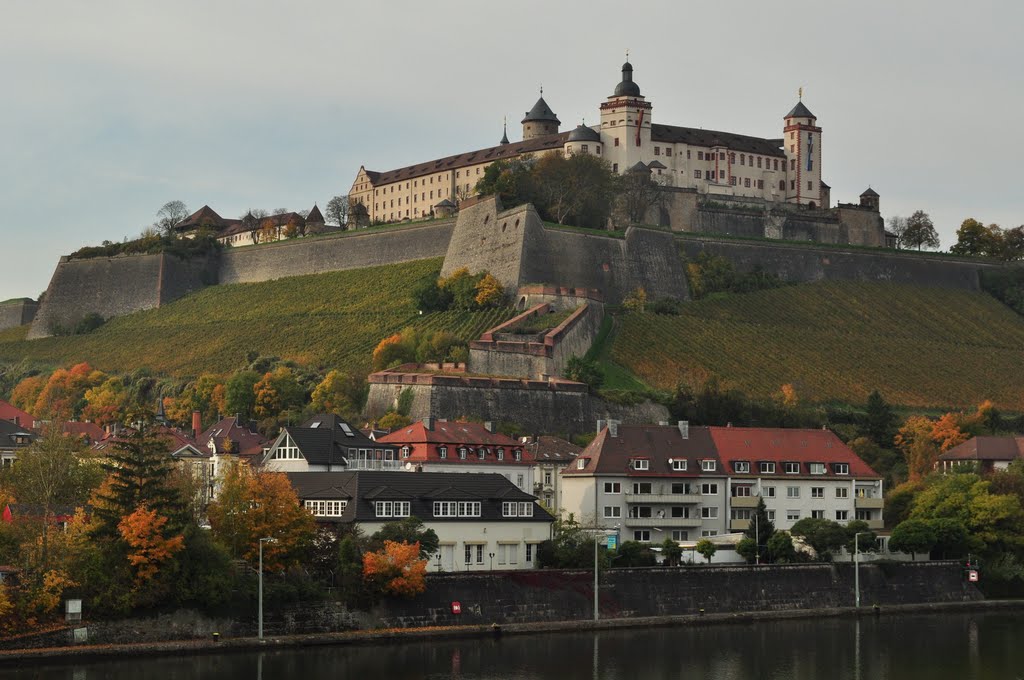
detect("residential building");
top-left (61, 421), bottom-right (105, 446)
top-left (520, 434), bottom-right (580, 510)
top-left (936, 435), bottom-right (1024, 474)
top-left (0, 400), bottom-right (34, 428)
top-left (195, 415), bottom-right (270, 490)
top-left (287, 471), bottom-right (554, 571)
top-left (0, 419), bottom-right (37, 468)
top-left (376, 417), bottom-right (534, 491)
top-left (261, 414), bottom-right (399, 473)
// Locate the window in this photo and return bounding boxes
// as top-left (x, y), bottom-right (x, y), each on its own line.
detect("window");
top-left (401, 446), bottom-right (410, 459)
top-left (457, 502), bottom-right (481, 517)
top-left (517, 474), bottom-right (524, 488)
top-left (632, 482), bottom-right (653, 494)
top-left (526, 544), bottom-right (535, 563)
top-left (719, 170), bottom-right (725, 179)
top-left (438, 446), bottom-right (447, 459)
top-left (375, 501), bottom-right (411, 518)
top-left (836, 487), bottom-right (849, 498)
top-left (811, 487), bottom-right (824, 499)
top-left (687, 149), bottom-right (691, 159)
top-left (767, 510), bottom-right (776, 521)
top-left (731, 509), bottom-right (752, 520)
top-left (701, 483), bottom-right (718, 495)
top-left (731, 485), bottom-right (752, 497)
top-left (701, 459), bottom-right (717, 472)
top-left (503, 502), bottom-right (534, 517)
top-left (458, 447), bottom-right (467, 460)
top-left (855, 509), bottom-right (872, 521)
top-left (603, 506), bottom-right (621, 518)
top-left (698, 151), bottom-right (704, 160)
top-left (701, 530), bottom-right (718, 537)
top-left (272, 434), bottom-right (302, 459)
top-left (577, 458), bottom-right (587, 469)
top-left (834, 463), bottom-right (850, 475)
top-left (808, 181), bottom-right (813, 191)
top-left (730, 177), bottom-right (737, 186)
top-left (604, 482), bottom-right (621, 494)
top-left (791, 181), bottom-right (796, 190)
top-left (786, 486), bottom-right (800, 499)
top-left (672, 530), bottom-right (689, 541)
top-left (671, 482), bottom-right (691, 494)
top-left (836, 510), bottom-right (849, 521)
top-left (434, 501), bottom-right (480, 517)
top-left (476, 545), bottom-right (484, 564)
top-left (811, 510), bottom-right (824, 519)
top-left (634, 530), bottom-right (651, 542)
top-left (694, 169), bottom-right (701, 179)
top-left (671, 506), bottom-right (689, 518)
top-left (734, 461), bottom-right (750, 474)
top-left (654, 146), bottom-right (660, 156)
top-left (543, 471), bottom-right (552, 485)
top-left (784, 462), bottom-right (800, 474)
top-left (744, 178), bottom-right (751, 188)
top-left (666, 148), bottom-right (672, 156)
top-left (672, 459), bottom-right (687, 471)
top-left (613, 163), bottom-right (618, 172)
top-left (513, 449), bottom-right (522, 461)
top-left (304, 500), bottom-right (347, 517)
top-left (701, 506), bottom-right (718, 519)
top-left (632, 458), bottom-right (649, 470)
top-left (496, 543), bottom-right (518, 565)
top-left (478, 448), bottom-right (486, 460)
top-left (719, 152), bottom-right (726, 160)
top-left (629, 506), bottom-right (653, 518)
top-left (809, 463), bottom-right (826, 475)
top-left (760, 462), bottom-right (776, 474)
top-left (786, 509), bottom-right (800, 521)
top-left (465, 545), bottom-right (473, 564)
top-left (763, 486), bottom-right (776, 498)
top-left (614, 138), bottom-right (619, 146)
top-left (582, 144), bottom-right (589, 153)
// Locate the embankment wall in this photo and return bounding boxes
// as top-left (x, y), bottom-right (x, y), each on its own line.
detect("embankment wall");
top-left (0, 299), bottom-right (38, 331)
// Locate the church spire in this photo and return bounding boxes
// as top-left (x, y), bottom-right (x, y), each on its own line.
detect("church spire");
top-left (500, 116), bottom-right (509, 145)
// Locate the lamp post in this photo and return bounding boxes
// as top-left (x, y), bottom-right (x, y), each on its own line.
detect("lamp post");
top-left (854, 532), bottom-right (869, 608)
top-left (593, 532), bottom-right (600, 621)
top-left (258, 537), bottom-right (275, 640)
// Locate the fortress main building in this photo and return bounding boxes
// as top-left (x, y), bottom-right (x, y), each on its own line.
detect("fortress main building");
top-left (348, 61), bottom-right (838, 226)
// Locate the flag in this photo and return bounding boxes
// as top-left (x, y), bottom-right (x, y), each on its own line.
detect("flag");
top-left (636, 109), bottom-right (644, 146)
top-left (807, 132), bottom-right (813, 171)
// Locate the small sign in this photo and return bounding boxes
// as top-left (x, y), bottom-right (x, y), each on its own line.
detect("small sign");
top-left (606, 534), bottom-right (618, 551)
top-left (968, 570), bottom-right (979, 582)
top-left (451, 601), bottom-right (462, 615)
top-left (72, 628), bottom-right (88, 644)
top-left (66, 599), bottom-right (82, 623)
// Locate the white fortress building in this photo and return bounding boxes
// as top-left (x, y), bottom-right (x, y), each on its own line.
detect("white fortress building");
top-left (349, 61), bottom-right (831, 225)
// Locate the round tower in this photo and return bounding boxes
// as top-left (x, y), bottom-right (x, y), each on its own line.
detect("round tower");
top-left (564, 123), bottom-right (602, 157)
top-left (783, 98), bottom-right (822, 207)
top-left (521, 91), bottom-right (560, 140)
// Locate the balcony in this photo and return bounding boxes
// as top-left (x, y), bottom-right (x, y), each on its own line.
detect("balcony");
top-left (855, 497), bottom-right (884, 510)
top-left (730, 519), bottom-right (751, 531)
top-left (730, 496), bottom-right (760, 508)
top-left (624, 517), bottom-right (702, 528)
top-left (866, 519), bottom-right (884, 530)
top-left (348, 460), bottom-right (403, 471)
top-left (624, 493), bottom-right (701, 504)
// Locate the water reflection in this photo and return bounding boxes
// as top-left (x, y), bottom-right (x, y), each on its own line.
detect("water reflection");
top-left (4, 611), bottom-right (1023, 680)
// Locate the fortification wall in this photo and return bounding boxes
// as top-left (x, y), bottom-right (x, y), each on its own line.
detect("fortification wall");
top-left (0, 299), bottom-right (38, 331)
top-left (220, 219), bottom-right (455, 285)
top-left (679, 236), bottom-right (996, 291)
top-left (28, 253), bottom-right (216, 339)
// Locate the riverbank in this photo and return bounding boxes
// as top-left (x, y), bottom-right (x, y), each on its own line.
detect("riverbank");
top-left (2, 599), bottom-right (1021, 667)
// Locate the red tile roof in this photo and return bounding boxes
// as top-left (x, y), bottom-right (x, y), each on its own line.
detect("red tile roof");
top-left (378, 420), bottom-right (521, 448)
top-left (566, 424), bottom-right (718, 477)
top-left (62, 421), bottom-right (105, 443)
top-left (708, 426), bottom-right (879, 478)
top-left (0, 400), bottom-right (34, 428)
top-left (938, 436), bottom-right (1024, 462)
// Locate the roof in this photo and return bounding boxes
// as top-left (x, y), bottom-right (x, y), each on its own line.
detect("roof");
top-left (197, 416), bottom-right (269, 458)
top-left (0, 400), bottom-right (33, 428)
top-left (215, 211), bottom-right (300, 239)
top-left (650, 124), bottom-right (786, 158)
top-left (306, 204), bottom-right (324, 223)
top-left (286, 471), bottom-right (551, 524)
top-left (0, 419), bottom-right (37, 451)
top-left (264, 414), bottom-right (396, 468)
top-left (567, 124), bottom-right (601, 143)
top-left (567, 424), bottom-right (718, 476)
top-left (708, 427), bottom-right (879, 478)
top-left (613, 61), bottom-right (641, 97)
top-left (521, 435), bottom-right (580, 463)
top-left (362, 132), bottom-right (570, 187)
top-left (939, 436), bottom-right (1024, 462)
top-left (378, 420), bottom-right (522, 449)
top-left (521, 96), bottom-right (560, 124)
top-left (627, 161), bottom-right (651, 174)
top-left (785, 101), bottom-right (816, 119)
top-left (175, 205), bottom-right (229, 231)
top-left (62, 421), bottom-right (105, 443)
top-left (647, 160), bottom-right (667, 170)
top-left (860, 187), bottom-right (879, 197)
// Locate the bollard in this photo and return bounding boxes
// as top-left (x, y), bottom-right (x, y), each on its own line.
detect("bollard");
top-left (212, 632), bottom-right (220, 642)
top-left (698, 609), bottom-right (705, 617)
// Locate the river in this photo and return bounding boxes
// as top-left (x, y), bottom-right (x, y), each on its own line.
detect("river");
top-left (2, 611), bottom-right (1021, 679)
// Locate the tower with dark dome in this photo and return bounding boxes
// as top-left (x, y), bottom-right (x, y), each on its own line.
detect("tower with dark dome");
top-left (599, 60), bottom-right (652, 173)
top-left (521, 90), bottom-right (561, 140)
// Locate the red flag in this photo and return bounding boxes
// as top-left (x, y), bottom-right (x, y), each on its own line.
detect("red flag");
top-left (635, 109), bottom-right (644, 146)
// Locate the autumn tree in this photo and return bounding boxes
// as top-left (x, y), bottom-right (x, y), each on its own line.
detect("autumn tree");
top-left (253, 367), bottom-right (305, 419)
top-left (901, 210), bottom-right (940, 251)
top-left (377, 412), bottom-right (412, 431)
top-left (951, 218), bottom-right (1001, 258)
top-left (695, 538), bottom-right (717, 564)
top-left (82, 377), bottom-right (130, 426)
top-left (311, 370), bottom-right (363, 417)
top-left (474, 273), bottom-right (505, 307)
top-left (362, 540), bottom-right (427, 597)
top-left (164, 373), bottom-right (224, 428)
top-left (118, 505), bottom-right (185, 582)
top-left (895, 415), bottom-right (941, 481)
top-left (909, 472), bottom-right (1024, 556)
top-left (9, 374), bottom-right (46, 415)
top-left (224, 370), bottom-right (260, 420)
top-left (32, 363), bottom-right (106, 421)
top-left (373, 334), bottom-right (408, 371)
top-left (206, 461), bottom-right (316, 571)
top-left (155, 200), bottom-right (189, 237)
top-left (622, 287), bottom-right (647, 313)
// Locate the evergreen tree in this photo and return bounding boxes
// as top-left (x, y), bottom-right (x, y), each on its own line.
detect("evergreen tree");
top-left (864, 390), bottom-right (897, 447)
top-left (742, 497), bottom-right (775, 563)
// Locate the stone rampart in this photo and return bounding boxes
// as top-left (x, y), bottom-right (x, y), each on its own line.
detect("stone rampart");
top-left (219, 219), bottom-right (455, 285)
top-left (0, 299), bottom-right (38, 331)
top-left (679, 235), bottom-right (998, 291)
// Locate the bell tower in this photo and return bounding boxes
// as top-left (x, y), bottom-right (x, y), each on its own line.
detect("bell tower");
top-left (783, 93), bottom-right (822, 206)
top-left (600, 59), bottom-right (652, 174)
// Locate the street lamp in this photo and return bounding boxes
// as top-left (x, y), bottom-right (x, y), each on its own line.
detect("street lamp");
top-left (258, 537), bottom-right (276, 640)
top-left (854, 532), bottom-right (870, 608)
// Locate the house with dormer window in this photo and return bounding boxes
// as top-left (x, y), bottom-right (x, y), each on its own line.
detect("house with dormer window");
top-left (286, 471), bottom-right (554, 571)
top-left (260, 414), bottom-right (399, 473)
top-left (0, 419), bottom-right (38, 468)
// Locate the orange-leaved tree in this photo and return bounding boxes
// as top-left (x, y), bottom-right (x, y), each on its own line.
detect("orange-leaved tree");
top-left (362, 540), bottom-right (427, 597)
top-left (118, 505), bottom-right (185, 582)
top-left (372, 334), bottom-right (405, 371)
top-left (9, 374), bottom-right (46, 415)
top-left (895, 415), bottom-right (941, 482)
top-left (82, 377), bottom-right (130, 426)
top-left (33, 363), bottom-right (107, 421)
top-left (473, 273), bottom-right (505, 307)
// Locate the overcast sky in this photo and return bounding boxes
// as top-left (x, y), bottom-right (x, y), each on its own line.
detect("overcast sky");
top-left (1, 0), bottom-right (1020, 301)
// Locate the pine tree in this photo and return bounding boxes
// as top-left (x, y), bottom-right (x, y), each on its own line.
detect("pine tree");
top-left (742, 497), bottom-right (775, 563)
top-left (865, 390), bottom-right (897, 447)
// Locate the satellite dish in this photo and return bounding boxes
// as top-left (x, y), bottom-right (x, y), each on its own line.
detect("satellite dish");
top-left (668, 458), bottom-right (674, 465)
top-left (404, 462), bottom-right (413, 470)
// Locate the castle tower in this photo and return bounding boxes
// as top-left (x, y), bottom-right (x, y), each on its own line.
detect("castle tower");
top-left (521, 91), bottom-right (560, 140)
top-left (783, 98), bottom-right (822, 206)
top-left (600, 60), bottom-right (652, 174)
top-left (859, 187), bottom-right (879, 211)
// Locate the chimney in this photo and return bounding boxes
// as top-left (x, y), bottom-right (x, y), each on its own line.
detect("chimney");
top-left (192, 410), bottom-right (202, 440)
top-left (484, 421), bottom-right (495, 434)
top-left (677, 421), bottom-right (689, 440)
top-left (423, 416), bottom-right (435, 431)
top-left (608, 420), bottom-right (619, 438)
top-left (597, 419), bottom-right (606, 435)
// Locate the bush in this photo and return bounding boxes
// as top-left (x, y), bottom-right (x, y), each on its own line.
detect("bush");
top-left (564, 356), bottom-right (604, 389)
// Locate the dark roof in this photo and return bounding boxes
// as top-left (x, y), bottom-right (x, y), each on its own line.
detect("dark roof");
top-left (266, 414), bottom-right (396, 468)
top-left (306, 204), bottom-right (324, 223)
top-left (197, 416), bottom-right (269, 458)
top-left (785, 101), bottom-right (816, 119)
top-left (647, 160), bottom-right (667, 170)
top-left (567, 124), bottom-right (601, 142)
top-left (860, 187), bottom-right (879, 197)
top-left (939, 436), bottom-right (1024, 462)
top-left (176, 205), bottom-right (229, 231)
top-left (627, 161), bottom-right (651, 174)
top-left (434, 199), bottom-right (457, 209)
top-left (500, 126), bottom-right (510, 145)
top-left (0, 419), bottom-right (37, 451)
top-left (521, 96), bottom-right (560, 124)
top-left (650, 124), bottom-right (786, 157)
top-left (568, 424), bottom-right (719, 477)
top-left (363, 132), bottom-right (570, 187)
top-left (521, 435), bottom-right (580, 463)
top-left (613, 61), bottom-right (641, 97)
top-left (286, 471), bottom-right (551, 524)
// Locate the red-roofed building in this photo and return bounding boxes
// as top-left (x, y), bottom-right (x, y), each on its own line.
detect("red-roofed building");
top-left (376, 417), bottom-right (535, 492)
top-left (62, 421), bottom-right (105, 446)
top-left (937, 436), bottom-right (1024, 474)
top-left (0, 400), bottom-right (34, 429)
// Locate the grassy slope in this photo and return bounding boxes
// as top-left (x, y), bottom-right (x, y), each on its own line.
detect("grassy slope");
top-left (0, 258), bottom-right (514, 378)
top-left (612, 281), bottom-right (1024, 411)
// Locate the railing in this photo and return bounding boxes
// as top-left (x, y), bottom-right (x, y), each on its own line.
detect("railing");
top-left (623, 517), bottom-right (702, 528)
top-left (730, 519), bottom-right (751, 531)
top-left (348, 459), bottom-right (403, 471)
top-left (855, 497), bottom-right (884, 509)
top-left (624, 493), bottom-right (701, 504)
top-left (730, 496), bottom-right (760, 508)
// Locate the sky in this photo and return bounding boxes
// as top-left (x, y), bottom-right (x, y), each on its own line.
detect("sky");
top-left (1, 0), bottom-right (1021, 301)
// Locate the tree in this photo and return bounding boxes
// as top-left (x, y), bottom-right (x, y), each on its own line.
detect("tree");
top-left (888, 519), bottom-right (936, 560)
top-left (536, 516), bottom-right (604, 569)
top-left (695, 538), bottom-right (717, 564)
top-left (377, 412), bottom-right (412, 430)
top-left (155, 201), bottom-right (189, 237)
top-left (909, 473), bottom-right (1024, 556)
top-left (622, 287), bottom-right (647, 313)
top-left (901, 210), bottom-right (939, 251)
top-left (224, 370), bottom-right (260, 420)
top-left (843, 519), bottom-right (877, 554)
top-left (476, 156), bottom-right (537, 208)
top-left (895, 415), bottom-right (941, 482)
top-left (660, 537), bottom-right (682, 566)
top-left (117, 505), bottom-right (185, 583)
top-left (564, 356), bottom-right (604, 388)
top-left (930, 517), bottom-right (970, 559)
top-left (766, 531), bottom-right (796, 563)
top-left (259, 218), bottom-right (279, 244)
top-left (864, 390), bottom-right (897, 447)
top-left (82, 377), bottom-right (130, 426)
top-left (531, 153), bottom-right (618, 228)
top-left (617, 164), bottom-right (665, 225)
top-left (613, 540), bottom-right (657, 567)
top-left (741, 497), bottom-right (775, 563)
top-left (886, 215), bottom-right (908, 249)
top-left (950, 218), bottom-right (1001, 257)
top-left (325, 195), bottom-right (350, 229)
top-left (362, 540), bottom-right (427, 597)
top-left (368, 517), bottom-right (439, 559)
top-left (1001, 225), bottom-right (1024, 261)
top-left (252, 367), bottom-right (305, 419)
top-left (790, 518), bottom-right (847, 559)
top-left (412, 278), bottom-right (454, 312)
top-left (473, 274), bottom-right (505, 307)
top-left (310, 370), bottom-right (362, 417)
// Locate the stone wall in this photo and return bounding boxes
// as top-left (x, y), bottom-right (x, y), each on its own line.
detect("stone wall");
top-left (679, 235), bottom-right (997, 291)
top-left (0, 298), bottom-right (37, 331)
top-left (220, 219), bottom-right (454, 285)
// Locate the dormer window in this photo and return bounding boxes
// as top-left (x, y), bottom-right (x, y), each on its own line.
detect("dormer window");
top-left (577, 458), bottom-right (588, 470)
top-left (701, 460), bottom-right (716, 472)
top-left (784, 462), bottom-right (800, 474)
top-left (632, 458), bottom-right (649, 471)
top-left (497, 447), bottom-right (504, 461)
top-left (478, 448), bottom-right (486, 460)
top-left (671, 459), bottom-right (687, 471)
top-left (438, 446), bottom-right (447, 459)
top-left (458, 447), bottom-right (467, 460)
top-left (809, 463), bottom-right (826, 475)
top-left (401, 446), bottom-right (410, 459)
top-left (734, 461), bottom-right (750, 474)
top-left (513, 449), bottom-right (522, 461)
top-left (834, 463), bottom-right (850, 475)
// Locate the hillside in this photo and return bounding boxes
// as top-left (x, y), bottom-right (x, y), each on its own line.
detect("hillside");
top-left (0, 258), bottom-right (513, 378)
top-left (611, 281), bottom-right (1024, 411)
